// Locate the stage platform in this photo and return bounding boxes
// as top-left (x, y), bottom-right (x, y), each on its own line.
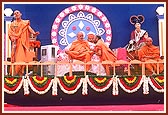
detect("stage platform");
top-left (4, 86), bottom-right (164, 106)
top-left (4, 74), bottom-right (164, 106)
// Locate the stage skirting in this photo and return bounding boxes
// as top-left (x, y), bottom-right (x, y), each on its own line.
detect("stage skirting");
top-left (4, 74), bottom-right (164, 106)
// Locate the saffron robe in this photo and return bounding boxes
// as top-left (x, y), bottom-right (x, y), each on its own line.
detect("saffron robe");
top-left (8, 20), bottom-right (35, 76)
top-left (66, 39), bottom-right (93, 71)
top-left (138, 45), bottom-right (164, 74)
top-left (95, 39), bottom-right (117, 75)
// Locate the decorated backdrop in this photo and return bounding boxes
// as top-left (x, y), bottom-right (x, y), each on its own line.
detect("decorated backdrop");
top-left (3, 3), bottom-right (164, 60)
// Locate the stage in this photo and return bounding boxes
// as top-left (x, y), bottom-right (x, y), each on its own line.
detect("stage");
top-left (3, 61), bottom-right (165, 112)
top-left (4, 86), bottom-right (164, 106)
top-left (3, 4), bottom-right (165, 112)
top-left (4, 74), bottom-right (164, 106)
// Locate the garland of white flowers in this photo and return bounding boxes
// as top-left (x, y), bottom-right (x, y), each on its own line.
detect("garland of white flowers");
top-left (87, 76), bottom-right (113, 92)
top-left (23, 76), bottom-right (30, 95)
top-left (82, 76), bottom-right (88, 95)
top-left (112, 76), bottom-right (118, 95)
top-left (4, 76), bottom-right (23, 94)
top-left (52, 77), bottom-right (58, 96)
top-left (27, 76), bottom-right (53, 95)
top-left (117, 76), bottom-right (144, 93)
top-left (148, 77), bottom-right (164, 93)
top-left (56, 77), bottom-right (83, 94)
top-left (142, 75), bottom-right (149, 94)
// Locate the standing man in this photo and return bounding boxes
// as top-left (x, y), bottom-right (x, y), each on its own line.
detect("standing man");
top-left (8, 10), bottom-right (40, 76)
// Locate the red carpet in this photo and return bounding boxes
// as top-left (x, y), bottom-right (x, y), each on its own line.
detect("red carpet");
top-left (4, 104), bottom-right (164, 112)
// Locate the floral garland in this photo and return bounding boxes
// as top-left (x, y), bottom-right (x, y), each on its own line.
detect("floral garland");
top-left (57, 75), bottom-right (82, 90)
top-left (3, 74), bottom-right (164, 95)
top-left (82, 76), bottom-right (88, 95)
top-left (29, 40), bottom-right (41, 48)
top-left (151, 75), bottom-right (164, 88)
top-left (28, 75), bottom-right (53, 94)
top-left (52, 77), bottom-right (58, 96)
top-left (143, 75), bottom-right (149, 94)
top-left (87, 75), bottom-right (112, 92)
top-left (117, 75), bottom-right (143, 93)
top-left (148, 75), bottom-right (164, 93)
top-left (112, 76), bottom-right (118, 95)
top-left (23, 77), bottom-right (29, 95)
top-left (4, 76), bottom-right (23, 94)
top-left (57, 75), bottom-right (83, 94)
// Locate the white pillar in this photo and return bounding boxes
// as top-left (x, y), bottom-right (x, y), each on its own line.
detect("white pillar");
top-left (157, 15), bottom-right (165, 57)
top-left (156, 6), bottom-right (165, 58)
top-left (4, 8), bottom-right (13, 75)
top-left (4, 19), bottom-right (12, 58)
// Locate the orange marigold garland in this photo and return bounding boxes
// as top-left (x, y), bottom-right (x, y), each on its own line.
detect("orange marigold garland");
top-left (58, 76), bottom-right (82, 91)
top-left (118, 75), bottom-right (142, 90)
top-left (29, 75), bottom-right (53, 91)
top-left (4, 76), bottom-right (23, 93)
top-left (89, 76), bottom-right (111, 89)
top-left (149, 75), bottom-right (164, 89)
top-left (87, 76), bottom-right (113, 93)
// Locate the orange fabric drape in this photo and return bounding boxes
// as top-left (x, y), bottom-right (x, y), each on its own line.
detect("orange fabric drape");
top-left (8, 20), bottom-right (35, 76)
top-left (67, 40), bottom-right (93, 71)
top-left (138, 45), bottom-right (164, 74)
top-left (95, 40), bottom-right (117, 75)
top-left (95, 40), bottom-right (117, 62)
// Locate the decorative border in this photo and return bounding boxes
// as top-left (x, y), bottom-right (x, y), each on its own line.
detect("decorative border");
top-left (28, 76), bottom-right (53, 95)
top-left (4, 75), bottom-right (164, 95)
top-left (148, 75), bottom-right (164, 93)
top-left (57, 76), bottom-right (83, 94)
top-left (4, 76), bottom-right (23, 94)
top-left (87, 75), bottom-right (112, 92)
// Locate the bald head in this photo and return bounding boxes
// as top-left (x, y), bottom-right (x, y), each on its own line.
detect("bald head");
top-left (77, 32), bottom-right (83, 36)
top-left (14, 10), bottom-right (22, 19)
top-left (146, 37), bottom-right (153, 42)
top-left (14, 10), bottom-right (20, 13)
top-left (145, 37), bottom-right (153, 46)
top-left (77, 32), bottom-right (84, 41)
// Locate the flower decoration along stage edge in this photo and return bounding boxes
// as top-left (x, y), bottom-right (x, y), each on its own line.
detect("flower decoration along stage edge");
top-left (4, 75), bottom-right (164, 95)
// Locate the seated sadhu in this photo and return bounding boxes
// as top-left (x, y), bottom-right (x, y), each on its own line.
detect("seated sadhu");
top-left (93, 35), bottom-right (117, 75)
top-left (138, 37), bottom-right (164, 75)
top-left (65, 32), bottom-right (94, 71)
